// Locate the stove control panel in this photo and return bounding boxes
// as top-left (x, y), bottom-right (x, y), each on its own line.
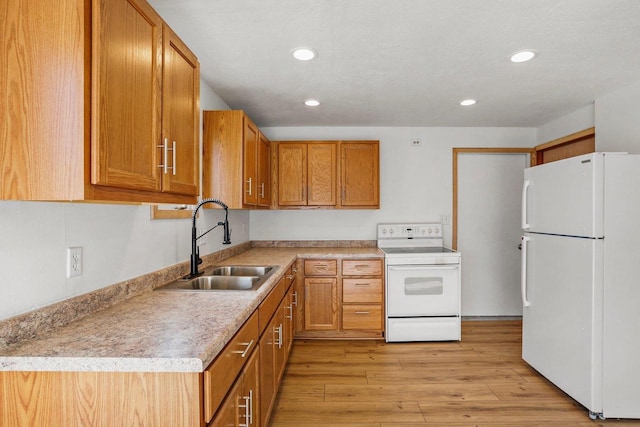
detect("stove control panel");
top-left (377, 223), bottom-right (442, 239)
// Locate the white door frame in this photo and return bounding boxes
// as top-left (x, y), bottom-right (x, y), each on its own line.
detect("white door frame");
top-left (452, 147), bottom-right (533, 250)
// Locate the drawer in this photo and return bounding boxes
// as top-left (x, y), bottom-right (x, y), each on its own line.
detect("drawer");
top-left (342, 305), bottom-right (383, 330)
top-left (204, 310), bottom-right (259, 423)
top-left (342, 259), bottom-right (382, 276)
top-left (343, 278), bottom-right (383, 303)
top-left (304, 259), bottom-right (337, 276)
top-left (258, 276), bottom-right (287, 335)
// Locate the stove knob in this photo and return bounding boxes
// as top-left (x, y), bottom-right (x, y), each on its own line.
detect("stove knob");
top-left (427, 227), bottom-right (432, 234)
top-left (389, 228), bottom-right (394, 234)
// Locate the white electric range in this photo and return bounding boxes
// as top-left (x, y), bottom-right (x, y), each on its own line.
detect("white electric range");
top-left (377, 223), bottom-right (462, 342)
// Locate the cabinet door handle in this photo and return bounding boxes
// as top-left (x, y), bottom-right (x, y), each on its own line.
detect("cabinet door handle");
top-left (246, 177), bottom-right (253, 195)
top-left (157, 138), bottom-right (169, 173)
top-left (292, 267), bottom-right (298, 273)
top-left (231, 339), bottom-right (254, 358)
top-left (286, 304), bottom-right (293, 320)
top-left (239, 393), bottom-right (251, 427)
top-left (260, 182), bottom-right (265, 198)
top-left (248, 389), bottom-right (254, 425)
top-left (292, 291), bottom-right (298, 307)
top-left (171, 140), bottom-right (176, 175)
top-left (355, 311), bottom-right (370, 315)
top-left (275, 324), bottom-right (283, 348)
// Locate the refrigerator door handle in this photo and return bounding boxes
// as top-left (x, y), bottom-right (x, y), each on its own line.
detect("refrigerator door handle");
top-left (520, 235), bottom-right (531, 307)
top-left (521, 180), bottom-right (531, 230)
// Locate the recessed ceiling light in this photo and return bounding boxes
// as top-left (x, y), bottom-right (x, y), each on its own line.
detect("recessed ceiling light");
top-left (510, 50), bottom-right (537, 63)
top-left (460, 99), bottom-right (476, 106)
top-left (304, 99), bottom-right (320, 107)
top-left (292, 47), bottom-right (317, 61)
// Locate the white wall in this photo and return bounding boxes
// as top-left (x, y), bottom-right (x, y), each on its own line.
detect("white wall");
top-left (536, 104), bottom-right (595, 144)
top-left (595, 80), bottom-right (640, 153)
top-left (252, 126), bottom-right (537, 246)
top-left (0, 81), bottom-right (249, 321)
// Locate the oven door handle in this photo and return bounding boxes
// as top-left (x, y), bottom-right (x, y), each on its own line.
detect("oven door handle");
top-left (388, 266), bottom-right (459, 271)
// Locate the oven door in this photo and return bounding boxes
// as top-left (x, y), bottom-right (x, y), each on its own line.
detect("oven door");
top-left (386, 265), bottom-right (460, 316)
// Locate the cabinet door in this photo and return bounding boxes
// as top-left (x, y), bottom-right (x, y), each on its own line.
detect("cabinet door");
top-left (240, 349), bottom-right (260, 427)
top-left (243, 117), bottom-right (259, 206)
top-left (340, 142), bottom-right (380, 207)
top-left (209, 376), bottom-right (242, 427)
top-left (257, 132), bottom-right (271, 207)
top-left (278, 143), bottom-right (307, 206)
top-left (259, 316), bottom-right (277, 426)
top-left (308, 142), bottom-right (337, 206)
top-left (304, 277), bottom-right (338, 330)
top-left (161, 25), bottom-right (199, 196)
top-left (91, 0), bottom-right (163, 192)
top-left (210, 350), bottom-right (259, 427)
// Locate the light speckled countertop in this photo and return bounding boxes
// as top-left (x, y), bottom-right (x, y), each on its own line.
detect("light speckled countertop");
top-left (0, 247), bottom-right (382, 373)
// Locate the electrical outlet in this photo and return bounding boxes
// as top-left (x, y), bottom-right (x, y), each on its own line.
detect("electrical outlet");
top-left (67, 247), bottom-right (82, 278)
top-left (411, 138), bottom-right (422, 146)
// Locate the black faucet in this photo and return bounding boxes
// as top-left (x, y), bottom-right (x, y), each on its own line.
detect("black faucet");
top-left (189, 198), bottom-right (231, 278)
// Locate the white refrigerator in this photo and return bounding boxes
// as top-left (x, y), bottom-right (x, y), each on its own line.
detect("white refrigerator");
top-left (520, 152), bottom-right (640, 420)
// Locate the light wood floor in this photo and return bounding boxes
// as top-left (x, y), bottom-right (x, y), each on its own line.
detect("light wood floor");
top-left (269, 320), bottom-right (640, 426)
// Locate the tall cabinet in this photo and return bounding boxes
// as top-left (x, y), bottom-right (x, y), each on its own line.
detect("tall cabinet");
top-left (1, 0), bottom-right (200, 203)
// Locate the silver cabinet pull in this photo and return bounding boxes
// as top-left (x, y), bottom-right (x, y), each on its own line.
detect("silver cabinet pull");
top-left (292, 291), bottom-right (298, 307)
top-left (292, 267), bottom-right (298, 273)
top-left (171, 140), bottom-right (176, 175)
top-left (231, 339), bottom-right (254, 358)
top-left (286, 304), bottom-right (293, 320)
top-left (157, 138), bottom-right (176, 174)
top-left (260, 182), bottom-right (265, 198)
top-left (355, 311), bottom-right (370, 315)
top-left (239, 393), bottom-right (251, 427)
top-left (157, 138), bottom-right (168, 173)
top-left (275, 324), bottom-right (283, 348)
top-left (246, 177), bottom-right (253, 195)
top-left (355, 283), bottom-right (370, 286)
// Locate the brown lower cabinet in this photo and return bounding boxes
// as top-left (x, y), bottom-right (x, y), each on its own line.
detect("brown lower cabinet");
top-left (296, 258), bottom-right (384, 339)
top-left (0, 267), bottom-right (296, 427)
top-left (259, 276), bottom-right (295, 425)
top-left (209, 349), bottom-right (260, 427)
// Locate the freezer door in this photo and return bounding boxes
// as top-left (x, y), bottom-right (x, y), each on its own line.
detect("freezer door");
top-left (521, 232), bottom-right (603, 413)
top-left (522, 152), bottom-right (603, 237)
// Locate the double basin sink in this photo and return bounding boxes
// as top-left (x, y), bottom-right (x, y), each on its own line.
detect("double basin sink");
top-left (157, 265), bottom-right (277, 292)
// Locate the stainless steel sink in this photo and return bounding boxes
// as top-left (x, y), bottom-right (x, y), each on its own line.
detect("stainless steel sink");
top-left (156, 265), bottom-right (278, 292)
top-left (207, 265), bottom-right (274, 277)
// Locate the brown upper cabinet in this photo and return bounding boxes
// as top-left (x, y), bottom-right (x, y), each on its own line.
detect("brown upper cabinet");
top-left (340, 141), bottom-right (380, 208)
top-left (276, 140), bottom-right (380, 209)
top-left (202, 110), bottom-right (271, 209)
top-left (277, 142), bottom-right (338, 207)
top-left (1, 0), bottom-right (200, 203)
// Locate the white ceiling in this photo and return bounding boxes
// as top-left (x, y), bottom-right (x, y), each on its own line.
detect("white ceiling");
top-left (149, 0), bottom-right (640, 128)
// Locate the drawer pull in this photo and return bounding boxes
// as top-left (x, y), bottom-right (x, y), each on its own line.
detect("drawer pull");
top-left (286, 275), bottom-right (294, 280)
top-left (275, 324), bottom-right (283, 348)
top-left (355, 264), bottom-right (369, 269)
top-left (355, 283), bottom-right (370, 286)
top-left (292, 291), bottom-right (298, 307)
top-left (355, 311), bottom-right (370, 315)
top-left (231, 339), bottom-right (254, 358)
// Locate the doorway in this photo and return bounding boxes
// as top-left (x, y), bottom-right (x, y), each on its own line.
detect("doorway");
top-left (453, 148), bottom-right (531, 317)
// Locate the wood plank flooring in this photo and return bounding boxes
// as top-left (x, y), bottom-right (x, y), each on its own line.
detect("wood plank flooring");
top-left (269, 320), bottom-right (640, 426)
